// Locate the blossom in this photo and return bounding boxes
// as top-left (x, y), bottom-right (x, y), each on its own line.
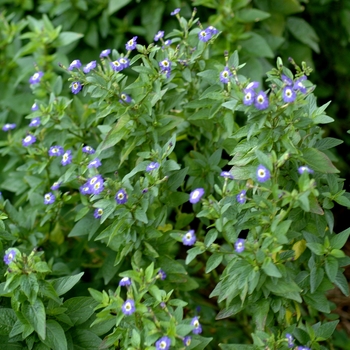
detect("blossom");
top-left (282, 86), bottom-right (296, 103)
top-left (191, 316), bottom-right (202, 334)
top-left (243, 90), bottom-right (255, 106)
top-left (100, 49), bottom-right (111, 58)
top-left (110, 60), bottom-right (123, 72)
top-left (220, 171), bottom-right (233, 179)
top-left (282, 74), bottom-right (293, 86)
top-left (189, 188), bottom-right (204, 204)
top-left (170, 8), bottom-right (180, 16)
top-left (88, 158), bottom-right (101, 168)
top-left (48, 145), bottom-right (64, 157)
top-left (2, 123), bottom-right (16, 131)
top-left (159, 59), bottom-right (172, 78)
top-left (61, 150), bottom-right (72, 166)
top-left (31, 102), bottom-right (39, 111)
top-left (71, 81), bottom-right (82, 94)
top-left (121, 299), bottom-right (135, 315)
top-left (297, 347), bottom-right (311, 350)
top-left (163, 39), bottom-right (172, 46)
top-left (146, 162), bottom-right (159, 172)
top-left (182, 230), bottom-right (196, 246)
top-left (29, 71), bottom-right (44, 84)
top-left (293, 75), bottom-right (307, 94)
top-left (244, 81), bottom-right (259, 93)
top-left (51, 182), bottom-right (61, 190)
top-left (22, 135), bottom-right (36, 147)
top-left (234, 238), bottom-right (245, 253)
top-left (80, 183), bottom-right (92, 195)
top-left (254, 91), bottom-right (269, 110)
top-left (118, 57), bottom-right (130, 70)
top-left (220, 67), bottom-right (232, 84)
top-left (82, 145), bottom-right (95, 154)
top-left (286, 334), bottom-right (294, 348)
top-left (236, 190), bottom-right (246, 204)
top-left (256, 164), bottom-right (270, 182)
top-left (88, 175), bottom-right (104, 195)
top-left (119, 277), bottom-right (131, 286)
top-left (115, 189), bottom-right (128, 204)
top-left (68, 59), bottom-right (82, 70)
top-left (120, 93), bottom-right (132, 103)
top-left (29, 117), bottom-right (41, 127)
top-left (207, 26), bottom-right (219, 35)
top-left (3, 249), bottom-right (16, 265)
top-left (157, 269), bottom-right (166, 280)
top-left (44, 192), bottom-right (56, 205)
top-left (94, 208), bottom-right (103, 219)
top-left (155, 336), bottom-right (171, 350)
top-left (83, 60), bottom-right (96, 73)
top-left (183, 336), bottom-right (192, 347)
top-left (125, 36), bottom-right (138, 51)
top-left (154, 30), bottom-right (164, 41)
top-left (298, 165), bottom-right (313, 174)
top-left (198, 29), bottom-right (212, 42)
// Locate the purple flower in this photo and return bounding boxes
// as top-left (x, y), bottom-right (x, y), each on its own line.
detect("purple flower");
top-left (207, 26), bottom-right (219, 35)
top-left (29, 71), bottom-right (44, 84)
top-left (170, 8), bottom-right (180, 16)
top-left (297, 347), bottom-right (311, 350)
top-left (191, 316), bottom-right (202, 334)
top-left (118, 57), bottom-right (130, 70)
top-left (286, 334), bottom-right (294, 348)
top-left (121, 299), bottom-right (135, 315)
top-left (236, 190), bottom-right (246, 204)
top-left (183, 336), bottom-right (192, 347)
top-left (115, 189), bottom-right (128, 204)
top-left (282, 74), bottom-right (293, 86)
top-left (189, 188), bottom-right (204, 204)
top-left (163, 39), bottom-right (172, 46)
top-left (88, 158), bottom-right (101, 168)
top-left (154, 30), bottom-right (164, 41)
top-left (3, 249), bottom-right (16, 265)
top-left (254, 91), bottom-right (269, 110)
top-left (119, 277), bottom-right (131, 287)
top-left (61, 150), bottom-right (72, 166)
top-left (234, 238), bottom-right (245, 253)
top-left (282, 86), bottom-right (296, 103)
top-left (159, 59), bottom-right (172, 77)
top-left (88, 175), bottom-right (104, 195)
top-left (244, 81), bottom-right (259, 93)
top-left (71, 81), bottom-right (82, 94)
top-left (125, 36), bottom-right (138, 51)
top-left (22, 135), bottom-right (36, 147)
top-left (100, 49), bottom-right (111, 58)
top-left (182, 230), bottom-right (196, 246)
top-left (80, 183), bottom-right (92, 195)
top-left (31, 102), bottom-right (39, 111)
top-left (293, 75), bottom-right (307, 94)
top-left (220, 67), bottom-right (232, 84)
top-left (198, 29), bottom-right (212, 42)
top-left (256, 164), bottom-right (270, 182)
top-left (29, 117), bottom-right (41, 127)
top-left (68, 60), bottom-right (82, 71)
top-left (83, 60), bottom-right (96, 73)
top-left (82, 145), bottom-right (95, 154)
top-left (110, 60), bottom-right (123, 72)
top-left (94, 208), bottom-right (103, 219)
top-left (120, 93), bottom-right (132, 103)
top-left (298, 165), bottom-right (313, 174)
top-left (146, 162), bottom-right (159, 172)
top-left (243, 90), bottom-right (255, 106)
top-left (157, 269), bottom-right (166, 280)
top-left (155, 336), bottom-right (171, 350)
top-left (51, 182), bottom-right (61, 190)
top-left (2, 123), bottom-right (16, 131)
top-left (220, 171), bottom-right (233, 179)
top-left (48, 145), bottom-right (64, 157)
top-left (44, 192), bottom-right (55, 205)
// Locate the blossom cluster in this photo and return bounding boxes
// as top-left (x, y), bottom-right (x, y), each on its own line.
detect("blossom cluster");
top-left (198, 26), bottom-right (219, 42)
top-left (242, 82), bottom-right (269, 110)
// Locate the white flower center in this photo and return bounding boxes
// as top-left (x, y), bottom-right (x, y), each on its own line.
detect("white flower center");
top-left (33, 73), bottom-right (39, 79)
top-left (118, 193), bottom-right (124, 199)
top-left (24, 136), bottom-right (31, 142)
top-left (160, 342), bottom-right (167, 349)
top-left (258, 169), bottom-right (265, 177)
top-left (245, 92), bottom-right (252, 100)
top-left (73, 83), bottom-right (78, 89)
top-left (45, 194), bottom-right (51, 200)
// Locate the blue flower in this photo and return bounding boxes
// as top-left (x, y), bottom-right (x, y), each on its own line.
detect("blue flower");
top-left (256, 164), bottom-right (270, 182)
top-left (170, 8), bottom-right (180, 16)
top-left (110, 60), bottom-right (123, 72)
top-left (236, 190), bottom-right (246, 204)
top-left (157, 269), bottom-right (166, 280)
top-left (254, 91), bottom-right (269, 110)
top-left (118, 57), bottom-right (130, 70)
top-left (298, 165), bottom-right (313, 174)
top-left (94, 208), bottom-right (103, 219)
top-left (282, 86), bottom-right (296, 103)
top-left (183, 336), bottom-right (192, 347)
top-left (2, 123), bottom-right (16, 131)
top-left (48, 145), bottom-right (64, 157)
top-left (189, 188), bottom-right (204, 204)
top-left (293, 75), bottom-right (307, 94)
top-left (146, 162), bottom-right (159, 172)
top-left (297, 347), bottom-right (310, 350)
top-left (71, 81), bottom-right (82, 94)
top-left (286, 334), bottom-right (294, 348)
top-left (207, 26), bottom-right (219, 35)
top-left (125, 36), bottom-right (138, 51)
top-left (220, 67), bottom-right (232, 84)
top-left (61, 150), bottom-right (72, 166)
top-left (119, 93), bottom-right (132, 103)
top-left (159, 59), bottom-right (172, 78)
top-left (82, 145), bottom-right (95, 154)
top-left (29, 71), bottom-right (44, 84)
top-left (88, 175), bottom-right (104, 195)
top-left (88, 158), bottom-right (102, 168)
top-left (51, 182), bottom-right (61, 191)
top-left (154, 30), bottom-right (164, 41)
top-left (234, 238), bottom-right (245, 253)
top-left (243, 90), bottom-right (255, 106)
top-left (191, 316), bottom-right (202, 334)
top-left (182, 230), bottom-right (196, 246)
top-left (68, 60), bottom-right (82, 71)
top-left (80, 183), bottom-right (92, 195)
top-left (100, 49), bottom-right (111, 58)
top-left (163, 39), bottom-right (172, 46)
top-left (115, 189), bottom-right (128, 204)
top-left (155, 336), bottom-right (171, 350)
top-left (121, 299), bottom-right (135, 315)
top-left (3, 249), bottom-right (16, 265)
top-left (83, 60), bottom-right (96, 73)
top-left (22, 135), bottom-right (36, 147)
top-left (44, 192), bottom-right (55, 205)
top-left (282, 74), bottom-right (293, 86)
top-left (198, 29), bottom-right (212, 42)
top-left (220, 171), bottom-right (233, 179)
top-left (31, 102), bottom-right (39, 111)
top-left (119, 277), bottom-right (132, 286)
top-left (29, 117), bottom-right (41, 127)
top-left (244, 81), bottom-right (259, 93)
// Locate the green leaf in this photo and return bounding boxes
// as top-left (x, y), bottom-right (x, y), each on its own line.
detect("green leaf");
top-left (237, 9), bottom-right (270, 22)
top-left (50, 272), bottom-right (84, 296)
top-left (44, 320), bottom-right (67, 350)
top-left (310, 267), bottom-right (324, 293)
top-left (69, 329), bottom-right (102, 349)
top-left (20, 274), bottom-right (39, 305)
top-left (63, 297), bottom-right (98, 325)
top-left (206, 253), bottom-right (223, 273)
top-left (0, 308), bottom-right (16, 336)
top-left (303, 293), bottom-right (331, 313)
top-left (68, 215), bottom-right (100, 237)
top-left (262, 259), bottom-right (282, 278)
top-left (186, 247), bottom-right (204, 265)
top-left (134, 208), bottom-right (148, 224)
top-left (314, 320), bottom-right (339, 340)
top-left (302, 148), bottom-right (339, 173)
top-left (325, 256), bottom-right (339, 282)
top-left (220, 345), bottom-right (258, 350)
top-left (330, 227), bottom-right (350, 249)
top-left (334, 271), bottom-right (349, 296)
top-left (306, 242), bottom-right (325, 255)
top-left (22, 299), bottom-right (46, 340)
top-left (108, 0), bottom-right (132, 14)
top-left (53, 32), bottom-right (83, 47)
top-left (315, 137), bottom-right (343, 151)
top-left (239, 32), bottom-right (274, 58)
top-left (287, 17), bottom-right (319, 52)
